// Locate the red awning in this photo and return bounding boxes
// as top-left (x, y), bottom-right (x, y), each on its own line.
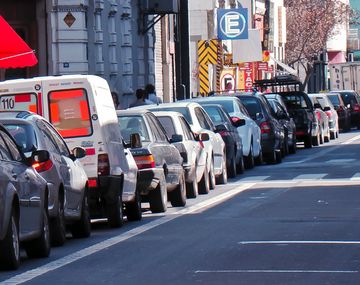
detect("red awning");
top-left (0, 15), bottom-right (38, 68)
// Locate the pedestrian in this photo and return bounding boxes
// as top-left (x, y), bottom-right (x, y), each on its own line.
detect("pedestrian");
top-left (128, 88), bottom-right (151, 108)
top-left (145, 83), bottom-right (162, 105)
top-left (111, 91), bottom-right (121, 109)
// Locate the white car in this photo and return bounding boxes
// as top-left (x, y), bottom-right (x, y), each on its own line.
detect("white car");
top-left (187, 96), bottom-right (262, 169)
top-left (143, 102), bottom-right (227, 189)
top-left (153, 111), bottom-right (209, 196)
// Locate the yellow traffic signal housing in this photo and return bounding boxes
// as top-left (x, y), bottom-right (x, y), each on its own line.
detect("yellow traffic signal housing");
top-left (263, 50), bottom-right (270, 62)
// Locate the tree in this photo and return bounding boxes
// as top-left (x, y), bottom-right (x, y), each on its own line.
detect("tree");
top-left (284, 0), bottom-right (351, 90)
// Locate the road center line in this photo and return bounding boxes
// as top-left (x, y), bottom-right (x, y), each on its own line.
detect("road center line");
top-left (1, 183), bottom-right (255, 285)
top-left (195, 269), bottom-right (358, 274)
top-left (238, 241), bottom-right (360, 245)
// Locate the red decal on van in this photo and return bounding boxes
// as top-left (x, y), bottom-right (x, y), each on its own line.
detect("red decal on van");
top-left (58, 128), bottom-right (89, 138)
top-left (51, 89), bottom-right (83, 100)
top-left (15, 94), bottom-right (31, 102)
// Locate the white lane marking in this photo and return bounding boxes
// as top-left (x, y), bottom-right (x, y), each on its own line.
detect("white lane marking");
top-left (195, 270), bottom-right (358, 274)
top-left (341, 135), bottom-right (360, 145)
top-left (351, 173), bottom-right (360, 180)
top-left (240, 176), bottom-right (270, 182)
top-left (326, 159), bottom-right (356, 163)
top-left (293, 174), bottom-right (327, 180)
top-left (238, 241), bottom-right (360, 245)
top-left (1, 183), bottom-right (255, 285)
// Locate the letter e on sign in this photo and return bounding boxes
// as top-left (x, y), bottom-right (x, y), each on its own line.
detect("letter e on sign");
top-left (218, 8), bottom-right (248, 40)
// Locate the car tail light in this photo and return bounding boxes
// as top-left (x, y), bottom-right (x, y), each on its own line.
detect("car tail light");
top-left (219, 130), bottom-right (231, 137)
top-left (354, 103), bottom-right (360, 112)
top-left (325, 111), bottom-right (332, 117)
top-left (86, 148), bottom-right (96, 155)
top-left (88, 178), bottom-right (97, 188)
top-left (32, 159), bottom-right (53, 173)
top-left (98, 154), bottom-right (110, 176)
top-left (194, 132), bottom-right (205, 149)
top-left (260, 121), bottom-right (271, 134)
top-left (134, 154), bottom-right (155, 169)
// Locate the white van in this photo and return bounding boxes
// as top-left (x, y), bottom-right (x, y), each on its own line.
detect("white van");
top-left (0, 75), bottom-right (140, 227)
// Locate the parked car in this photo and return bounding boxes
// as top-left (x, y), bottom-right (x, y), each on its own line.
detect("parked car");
top-left (201, 104), bottom-right (245, 177)
top-left (153, 111), bottom-right (209, 197)
top-left (236, 94), bottom-right (285, 163)
top-left (117, 109), bottom-right (186, 213)
top-left (308, 96), bottom-right (330, 144)
top-left (143, 102), bottom-right (228, 188)
top-left (326, 92), bottom-right (351, 132)
top-left (0, 124), bottom-right (50, 270)
top-left (331, 90), bottom-right (360, 129)
top-left (0, 111), bottom-right (91, 246)
top-left (276, 91), bottom-right (318, 148)
top-left (309, 93), bottom-right (339, 140)
top-left (0, 75), bottom-right (139, 228)
top-left (263, 93), bottom-right (297, 154)
top-left (185, 96), bottom-right (262, 169)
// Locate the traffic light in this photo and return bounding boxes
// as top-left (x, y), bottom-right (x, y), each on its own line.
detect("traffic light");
top-left (263, 50), bottom-right (270, 62)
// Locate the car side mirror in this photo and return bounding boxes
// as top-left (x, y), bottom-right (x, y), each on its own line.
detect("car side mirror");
top-left (215, 124), bottom-right (227, 133)
top-left (129, 133), bottom-right (142, 148)
top-left (72, 147), bottom-right (86, 159)
top-left (171, 134), bottom-right (183, 143)
top-left (31, 150), bottom-right (50, 163)
top-left (323, 106), bottom-right (331, 111)
top-left (231, 116), bottom-right (246, 127)
top-left (255, 112), bottom-right (263, 120)
top-left (198, 133), bottom-right (209, 141)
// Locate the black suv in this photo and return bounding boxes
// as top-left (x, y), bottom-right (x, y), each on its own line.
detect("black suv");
top-left (331, 90), bottom-right (360, 129)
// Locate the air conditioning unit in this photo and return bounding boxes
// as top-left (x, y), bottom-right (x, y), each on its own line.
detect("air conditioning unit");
top-left (144, 0), bottom-right (179, 14)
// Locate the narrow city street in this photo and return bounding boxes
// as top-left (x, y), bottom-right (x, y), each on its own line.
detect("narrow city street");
top-left (1, 131), bottom-right (360, 285)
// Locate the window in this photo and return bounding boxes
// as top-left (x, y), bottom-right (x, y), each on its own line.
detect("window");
top-left (0, 131), bottom-right (13, 160)
top-left (157, 116), bottom-right (176, 138)
top-left (37, 120), bottom-right (61, 155)
top-left (179, 117), bottom-right (195, 141)
top-left (43, 121), bottom-right (70, 156)
top-left (203, 106), bottom-right (224, 125)
top-left (195, 107), bottom-right (211, 130)
top-left (148, 114), bottom-right (168, 142)
top-left (0, 93), bottom-right (38, 113)
top-left (48, 89), bottom-right (92, 138)
top-left (118, 115), bottom-right (150, 142)
top-left (240, 97), bottom-right (262, 119)
top-left (4, 124), bottom-right (38, 155)
top-left (1, 132), bottom-right (22, 161)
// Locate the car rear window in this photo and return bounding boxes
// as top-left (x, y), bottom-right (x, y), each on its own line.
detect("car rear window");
top-left (238, 97), bottom-right (262, 118)
top-left (4, 123), bottom-right (38, 155)
top-left (0, 93), bottom-right (38, 113)
top-left (200, 100), bottom-right (235, 114)
top-left (118, 115), bottom-right (150, 143)
top-left (282, 94), bottom-right (311, 110)
top-left (157, 116), bottom-right (176, 138)
top-left (327, 95), bottom-right (340, 106)
top-left (48, 89), bottom-right (93, 138)
top-left (339, 92), bottom-right (359, 105)
top-left (202, 105), bottom-right (224, 125)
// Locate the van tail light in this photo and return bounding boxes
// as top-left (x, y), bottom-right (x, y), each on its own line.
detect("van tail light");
top-left (260, 121), bottom-right (271, 134)
top-left (98, 154), bottom-right (110, 176)
top-left (134, 154), bottom-right (155, 169)
top-left (32, 159), bottom-right (53, 173)
top-left (325, 111), bottom-right (332, 118)
top-left (88, 179), bottom-right (98, 188)
top-left (354, 103), bottom-right (360, 112)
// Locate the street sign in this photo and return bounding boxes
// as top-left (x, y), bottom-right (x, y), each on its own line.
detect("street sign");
top-left (217, 8), bottom-right (248, 40)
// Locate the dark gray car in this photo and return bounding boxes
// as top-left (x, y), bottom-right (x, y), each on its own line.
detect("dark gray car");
top-left (0, 111), bottom-right (90, 247)
top-left (0, 124), bottom-right (50, 270)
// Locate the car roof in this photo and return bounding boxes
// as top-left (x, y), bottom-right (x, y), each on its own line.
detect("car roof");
top-left (116, 109), bottom-right (151, 116)
top-left (0, 111), bottom-right (40, 122)
top-left (151, 110), bottom-right (184, 118)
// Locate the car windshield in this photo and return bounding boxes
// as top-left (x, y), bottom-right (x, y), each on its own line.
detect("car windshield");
top-left (157, 116), bottom-right (176, 138)
top-left (4, 123), bottom-right (38, 155)
top-left (150, 107), bottom-right (192, 124)
top-left (118, 115), bottom-right (150, 143)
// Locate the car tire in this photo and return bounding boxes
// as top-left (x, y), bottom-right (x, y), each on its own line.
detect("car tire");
top-left (125, 189), bottom-right (142, 221)
top-left (107, 196), bottom-right (124, 228)
top-left (265, 150), bottom-right (277, 164)
top-left (149, 173), bottom-right (168, 213)
top-left (169, 172), bottom-right (186, 207)
top-left (312, 133), bottom-right (320, 146)
top-left (70, 194), bottom-right (91, 238)
top-left (289, 139), bottom-right (297, 154)
top-left (0, 209), bottom-right (20, 270)
top-left (254, 149), bottom-right (263, 166)
top-left (198, 164), bottom-right (210, 195)
top-left (236, 154), bottom-right (245, 174)
top-left (227, 153), bottom-right (237, 178)
top-left (50, 198), bottom-right (66, 247)
top-left (304, 135), bottom-right (312, 148)
top-left (209, 158), bottom-right (216, 190)
top-left (275, 150), bottom-right (282, 164)
top-left (186, 171), bottom-right (198, 199)
top-left (330, 131), bottom-right (335, 140)
top-left (24, 209), bottom-right (51, 258)
top-left (216, 154), bottom-right (228, 185)
top-left (244, 145), bottom-right (255, 169)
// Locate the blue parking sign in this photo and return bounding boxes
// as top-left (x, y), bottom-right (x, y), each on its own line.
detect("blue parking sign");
top-left (217, 8), bottom-right (248, 40)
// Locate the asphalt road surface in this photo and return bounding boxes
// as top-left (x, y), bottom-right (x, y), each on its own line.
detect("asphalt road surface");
top-left (2, 130), bottom-right (360, 285)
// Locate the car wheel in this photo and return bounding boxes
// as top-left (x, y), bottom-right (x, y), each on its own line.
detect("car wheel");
top-left (236, 154), bottom-right (245, 174)
top-left (24, 209), bottom-right (51, 258)
top-left (186, 169), bottom-right (198, 199)
top-left (209, 158), bottom-right (216, 190)
top-left (289, 138), bottom-right (297, 154)
top-left (198, 164), bottom-right (210, 195)
top-left (107, 195), bottom-right (124, 228)
top-left (70, 194), bottom-right (91, 238)
top-left (244, 145), bottom-right (255, 169)
top-left (227, 156), bottom-right (237, 178)
top-left (304, 135), bottom-right (312, 148)
top-left (125, 189), bottom-right (142, 221)
top-left (275, 150), bottom-right (282, 164)
top-left (149, 173), bottom-right (168, 213)
top-left (0, 209), bottom-right (20, 270)
top-left (169, 172), bottom-right (186, 207)
top-left (283, 138), bottom-right (289, 156)
top-left (50, 198), bottom-right (66, 246)
top-left (254, 149), bottom-right (263, 166)
top-left (265, 150), bottom-right (277, 164)
top-left (216, 154), bottom-right (228, 184)
top-left (312, 133), bottom-right (320, 146)
top-left (330, 131), bottom-right (335, 140)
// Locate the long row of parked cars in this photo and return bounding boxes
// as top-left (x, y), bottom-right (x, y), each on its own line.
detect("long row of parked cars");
top-left (0, 75), bottom-right (353, 271)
